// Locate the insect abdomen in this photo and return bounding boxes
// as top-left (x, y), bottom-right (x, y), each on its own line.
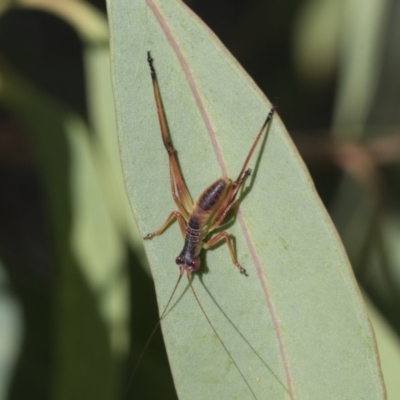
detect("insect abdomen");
top-left (179, 179), bottom-right (229, 261)
top-left (198, 179), bottom-right (227, 211)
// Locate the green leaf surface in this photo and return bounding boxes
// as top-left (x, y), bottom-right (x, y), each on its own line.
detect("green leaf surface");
top-left (107, 0), bottom-right (385, 399)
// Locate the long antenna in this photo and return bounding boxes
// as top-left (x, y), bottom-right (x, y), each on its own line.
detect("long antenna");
top-left (125, 273), bottom-right (183, 396)
top-left (187, 275), bottom-right (258, 400)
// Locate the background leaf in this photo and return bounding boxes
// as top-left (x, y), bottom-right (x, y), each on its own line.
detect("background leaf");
top-left (107, 0), bottom-right (385, 399)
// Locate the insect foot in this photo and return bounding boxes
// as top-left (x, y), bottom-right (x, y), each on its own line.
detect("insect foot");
top-left (239, 266), bottom-right (248, 276)
top-left (143, 233), bottom-right (155, 240)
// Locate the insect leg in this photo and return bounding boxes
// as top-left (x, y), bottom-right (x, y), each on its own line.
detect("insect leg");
top-left (208, 169), bottom-right (251, 232)
top-left (147, 52), bottom-right (193, 219)
top-left (203, 231), bottom-right (247, 275)
top-left (143, 211), bottom-right (187, 240)
top-left (234, 106), bottom-right (275, 185)
top-left (206, 107), bottom-right (275, 233)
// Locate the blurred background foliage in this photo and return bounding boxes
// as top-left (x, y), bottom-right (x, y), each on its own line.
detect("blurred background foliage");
top-left (0, 0), bottom-right (399, 399)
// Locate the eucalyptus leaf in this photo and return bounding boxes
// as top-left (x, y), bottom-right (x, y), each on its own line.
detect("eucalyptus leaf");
top-left (107, 0), bottom-right (385, 399)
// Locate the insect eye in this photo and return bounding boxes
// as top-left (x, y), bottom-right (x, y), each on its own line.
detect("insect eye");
top-left (190, 259), bottom-right (200, 271)
top-left (175, 256), bottom-right (183, 265)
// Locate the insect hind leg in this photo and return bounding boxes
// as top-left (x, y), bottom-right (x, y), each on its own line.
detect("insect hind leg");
top-left (147, 52), bottom-right (194, 218)
top-left (208, 169), bottom-right (251, 233)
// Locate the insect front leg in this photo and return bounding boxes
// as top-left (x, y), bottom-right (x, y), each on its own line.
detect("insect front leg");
top-left (144, 211), bottom-right (187, 240)
top-left (203, 231), bottom-right (248, 276)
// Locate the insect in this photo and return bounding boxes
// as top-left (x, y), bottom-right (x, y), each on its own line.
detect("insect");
top-left (138, 52), bottom-right (275, 399)
top-left (144, 51), bottom-right (275, 278)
